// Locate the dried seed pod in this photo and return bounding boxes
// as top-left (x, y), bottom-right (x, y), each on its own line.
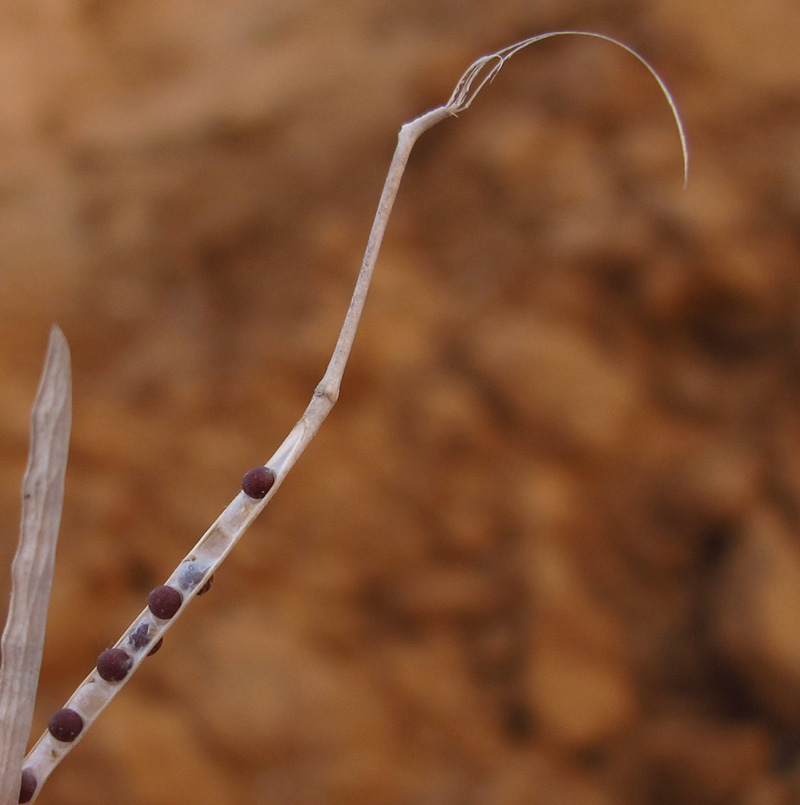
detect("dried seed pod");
top-left (197, 574), bottom-right (214, 595)
top-left (48, 708), bottom-right (83, 743)
top-left (148, 638), bottom-right (164, 657)
top-left (148, 585), bottom-right (183, 619)
top-left (18, 769), bottom-right (37, 803)
top-left (97, 648), bottom-right (133, 682)
top-left (241, 466), bottom-right (276, 499)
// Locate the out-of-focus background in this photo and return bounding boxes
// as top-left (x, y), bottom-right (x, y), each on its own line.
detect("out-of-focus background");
top-left (1, 1), bottom-right (799, 802)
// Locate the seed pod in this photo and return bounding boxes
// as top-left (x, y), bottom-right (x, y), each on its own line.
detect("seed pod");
top-left (148, 638), bottom-right (164, 657)
top-left (97, 648), bottom-right (133, 682)
top-left (241, 466), bottom-right (276, 499)
top-left (148, 585), bottom-right (183, 619)
top-left (48, 708), bottom-right (84, 743)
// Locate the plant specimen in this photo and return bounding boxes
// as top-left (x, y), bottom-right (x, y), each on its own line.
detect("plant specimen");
top-left (0, 32), bottom-right (687, 803)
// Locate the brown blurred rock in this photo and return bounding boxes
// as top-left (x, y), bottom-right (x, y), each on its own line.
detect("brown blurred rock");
top-left (641, 715), bottom-right (771, 804)
top-left (739, 777), bottom-right (796, 805)
top-left (713, 507), bottom-right (800, 723)
top-left (470, 315), bottom-right (643, 457)
top-left (526, 533), bottom-right (638, 747)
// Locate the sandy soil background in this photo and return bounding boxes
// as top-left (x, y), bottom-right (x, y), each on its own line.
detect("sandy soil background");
top-left (2, 1), bottom-right (800, 803)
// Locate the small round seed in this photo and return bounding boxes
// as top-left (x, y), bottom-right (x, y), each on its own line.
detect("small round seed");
top-left (148, 585), bottom-right (183, 619)
top-left (48, 708), bottom-right (84, 743)
top-left (97, 648), bottom-right (133, 682)
top-left (148, 637), bottom-right (164, 657)
top-left (241, 466), bottom-right (276, 499)
top-left (197, 574), bottom-right (214, 595)
top-left (18, 769), bottom-right (36, 803)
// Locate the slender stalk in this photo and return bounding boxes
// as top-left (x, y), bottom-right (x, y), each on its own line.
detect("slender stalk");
top-left (19, 32), bottom-right (687, 800)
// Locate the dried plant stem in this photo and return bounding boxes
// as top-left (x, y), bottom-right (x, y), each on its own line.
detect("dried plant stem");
top-left (20, 32), bottom-right (687, 800)
top-left (0, 327), bottom-right (71, 805)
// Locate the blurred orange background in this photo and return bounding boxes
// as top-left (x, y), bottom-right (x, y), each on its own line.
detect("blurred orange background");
top-left (1, 1), bottom-right (799, 802)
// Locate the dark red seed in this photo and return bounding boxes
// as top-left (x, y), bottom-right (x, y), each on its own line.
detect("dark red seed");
top-left (197, 574), bottom-right (214, 595)
top-left (97, 648), bottom-right (133, 682)
top-left (48, 708), bottom-right (83, 742)
top-left (241, 466), bottom-right (275, 499)
top-left (18, 769), bottom-right (36, 803)
top-left (148, 585), bottom-right (183, 619)
top-left (148, 637), bottom-right (164, 657)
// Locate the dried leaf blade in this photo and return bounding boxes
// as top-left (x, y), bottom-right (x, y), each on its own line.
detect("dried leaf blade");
top-left (0, 326), bottom-right (71, 805)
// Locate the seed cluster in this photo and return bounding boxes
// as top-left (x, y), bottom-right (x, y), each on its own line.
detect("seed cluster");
top-left (18, 769), bottom-right (36, 803)
top-left (241, 466), bottom-right (276, 499)
top-left (48, 708), bottom-right (83, 743)
top-left (31, 463), bottom-right (277, 795)
top-left (148, 585), bottom-right (183, 619)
